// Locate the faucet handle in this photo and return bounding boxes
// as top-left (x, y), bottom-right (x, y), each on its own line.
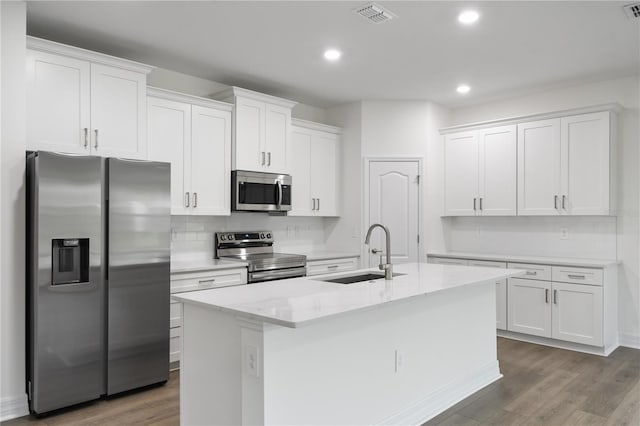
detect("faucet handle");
top-left (371, 248), bottom-right (382, 254)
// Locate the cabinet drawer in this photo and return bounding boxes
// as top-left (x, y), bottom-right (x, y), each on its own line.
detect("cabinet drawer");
top-left (552, 266), bottom-right (603, 286)
top-left (468, 260), bottom-right (507, 269)
top-left (306, 257), bottom-right (359, 276)
top-left (171, 268), bottom-right (247, 293)
top-left (507, 262), bottom-right (551, 281)
top-left (428, 257), bottom-right (469, 266)
top-left (170, 301), bottom-right (181, 328)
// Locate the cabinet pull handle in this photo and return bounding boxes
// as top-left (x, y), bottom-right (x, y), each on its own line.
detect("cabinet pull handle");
top-left (554, 195), bottom-right (558, 209)
top-left (83, 128), bottom-right (89, 148)
top-left (526, 271), bottom-right (537, 275)
top-left (185, 192), bottom-right (190, 208)
top-left (553, 289), bottom-right (558, 304)
top-left (312, 198), bottom-right (316, 211)
top-left (198, 278), bottom-right (216, 285)
top-left (267, 152), bottom-right (271, 166)
top-left (94, 129), bottom-right (99, 150)
top-left (567, 274), bottom-right (585, 279)
top-left (327, 265), bottom-right (339, 269)
top-left (317, 198), bottom-right (320, 211)
top-left (479, 197), bottom-right (483, 211)
top-left (545, 289), bottom-right (549, 304)
top-left (261, 151), bottom-right (265, 166)
top-left (473, 198), bottom-right (477, 211)
top-left (193, 192), bottom-right (197, 208)
top-left (562, 195), bottom-right (567, 210)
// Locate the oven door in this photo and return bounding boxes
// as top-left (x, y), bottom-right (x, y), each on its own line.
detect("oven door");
top-left (232, 170), bottom-right (292, 212)
top-left (249, 266), bottom-right (307, 283)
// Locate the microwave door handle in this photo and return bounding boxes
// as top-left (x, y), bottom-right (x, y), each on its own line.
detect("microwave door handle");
top-left (276, 181), bottom-right (282, 208)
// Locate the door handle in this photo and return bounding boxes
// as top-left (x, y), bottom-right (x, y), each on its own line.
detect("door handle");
top-left (553, 289), bottom-right (558, 304)
top-left (473, 198), bottom-right (477, 211)
top-left (267, 152), bottom-right (271, 166)
top-left (545, 288), bottom-right (549, 304)
top-left (554, 195), bottom-right (559, 210)
top-left (317, 198), bottom-right (320, 211)
top-left (94, 129), bottom-right (99, 150)
top-left (567, 274), bottom-right (585, 279)
top-left (311, 198), bottom-right (316, 211)
top-left (185, 192), bottom-right (190, 208)
top-left (193, 192), bottom-right (197, 208)
top-left (83, 128), bottom-right (89, 148)
top-left (479, 197), bottom-right (483, 211)
top-left (562, 195), bottom-right (567, 210)
top-left (261, 151), bottom-right (265, 166)
top-left (276, 181), bottom-right (282, 207)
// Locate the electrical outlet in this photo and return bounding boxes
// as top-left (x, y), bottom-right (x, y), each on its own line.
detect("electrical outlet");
top-left (394, 349), bottom-right (404, 373)
top-left (244, 345), bottom-right (259, 377)
top-left (560, 228), bottom-right (569, 240)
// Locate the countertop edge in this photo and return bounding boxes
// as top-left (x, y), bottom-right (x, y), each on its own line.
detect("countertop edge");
top-left (426, 252), bottom-right (618, 268)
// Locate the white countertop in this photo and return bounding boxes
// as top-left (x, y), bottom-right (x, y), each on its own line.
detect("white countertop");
top-left (296, 251), bottom-right (360, 261)
top-left (172, 262), bottom-right (523, 328)
top-left (171, 258), bottom-right (248, 274)
top-left (427, 252), bottom-right (618, 268)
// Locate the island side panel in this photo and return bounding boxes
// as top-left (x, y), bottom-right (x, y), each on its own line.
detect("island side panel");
top-left (180, 303), bottom-right (244, 426)
top-left (261, 282), bottom-right (499, 425)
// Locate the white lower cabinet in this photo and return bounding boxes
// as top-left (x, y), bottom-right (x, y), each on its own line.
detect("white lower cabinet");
top-left (306, 257), bottom-right (359, 276)
top-left (467, 260), bottom-right (508, 331)
top-left (551, 281), bottom-right (603, 346)
top-left (169, 267), bottom-right (248, 366)
top-left (507, 278), bottom-right (552, 337)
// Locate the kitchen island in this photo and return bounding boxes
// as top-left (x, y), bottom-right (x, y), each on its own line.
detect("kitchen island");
top-left (172, 262), bottom-right (523, 425)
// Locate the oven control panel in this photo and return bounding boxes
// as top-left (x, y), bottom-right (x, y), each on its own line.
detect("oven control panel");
top-left (216, 231), bottom-right (273, 244)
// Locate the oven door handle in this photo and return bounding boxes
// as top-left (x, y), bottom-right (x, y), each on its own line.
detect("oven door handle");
top-left (250, 267), bottom-right (306, 282)
top-left (276, 181), bottom-right (283, 208)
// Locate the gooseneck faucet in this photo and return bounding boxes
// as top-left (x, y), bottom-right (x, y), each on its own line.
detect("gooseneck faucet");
top-left (364, 223), bottom-right (393, 280)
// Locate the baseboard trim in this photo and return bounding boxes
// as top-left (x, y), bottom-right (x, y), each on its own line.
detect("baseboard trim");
top-left (618, 332), bottom-right (640, 349)
top-left (1, 394), bottom-right (29, 422)
top-left (498, 330), bottom-right (617, 356)
top-left (376, 361), bottom-right (502, 426)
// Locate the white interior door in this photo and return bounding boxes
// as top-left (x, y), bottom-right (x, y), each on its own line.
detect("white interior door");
top-left (368, 161), bottom-right (419, 267)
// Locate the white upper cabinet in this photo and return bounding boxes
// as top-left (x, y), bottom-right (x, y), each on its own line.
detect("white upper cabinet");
top-left (444, 125), bottom-right (516, 216)
top-left (290, 120), bottom-right (341, 217)
top-left (147, 88), bottom-right (232, 216)
top-left (444, 131), bottom-right (478, 216)
top-left (517, 119), bottom-right (562, 215)
top-left (561, 112), bottom-right (611, 215)
top-left (442, 104), bottom-right (618, 217)
top-left (26, 37), bottom-right (153, 159)
top-left (214, 87), bottom-right (296, 174)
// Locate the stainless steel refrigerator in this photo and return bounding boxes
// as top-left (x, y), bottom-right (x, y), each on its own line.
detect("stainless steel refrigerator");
top-left (26, 151), bottom-right (170, 415)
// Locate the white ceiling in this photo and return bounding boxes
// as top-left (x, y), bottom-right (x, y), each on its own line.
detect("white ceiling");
top-left (26, 1), bottom-right (640, 108)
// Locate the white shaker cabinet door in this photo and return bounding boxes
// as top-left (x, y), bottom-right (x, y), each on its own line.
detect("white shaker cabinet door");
top-left (264, 103), bottom-right (291, 174)
top-left (26, 49), bottom-right (91, 154)
top-left (517, 119), bottom-right (561, 215)
top-left (561, 112), bottom-right (611, 215)
top-left (478, 125), bottom-right (517, 216)
top-left (190, 105), bottom-right (231, 216)
top-left (313, 132), bottom-right (339, 216)
top-left (507, 278), bottom-right (552, 338)
top-left (551, 282), bottom-right (603, 346)
top-left (289, 128), bottom-right (313, 216)
top-left (234, 96), bottom-right (264, 172)
top-left (90, 63), bottom-right (147, 159)
top-left (444, 131), bottom-right (479, 216)
top-left (147, 97), bottom-right (191, 215)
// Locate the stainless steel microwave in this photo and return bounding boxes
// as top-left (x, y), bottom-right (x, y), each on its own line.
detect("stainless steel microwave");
top-left (232, 170), bottom-right (292, 213)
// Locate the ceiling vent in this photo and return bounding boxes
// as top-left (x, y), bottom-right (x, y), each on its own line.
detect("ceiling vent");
top-left (623, 3), bottom-right (640, 19)
top-left (354, 2), bottom-right (396, 24)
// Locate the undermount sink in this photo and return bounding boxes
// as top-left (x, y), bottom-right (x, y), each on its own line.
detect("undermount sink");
top-left (320, 272), bottom-right (405, 285)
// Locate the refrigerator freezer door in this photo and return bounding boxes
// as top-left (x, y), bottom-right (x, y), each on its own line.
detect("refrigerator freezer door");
top-left (27, 152), bottom-right (104, 414)
top-left (107, 158), bottom-right (170, 395)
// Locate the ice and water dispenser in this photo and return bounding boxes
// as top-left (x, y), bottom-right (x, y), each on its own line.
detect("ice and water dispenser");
top-left (51, 238), bottom-right (89, 285)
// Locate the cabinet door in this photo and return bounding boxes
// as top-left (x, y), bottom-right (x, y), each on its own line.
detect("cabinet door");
top-left (26, 50), bottom-right (91, 154)
top-left (517, 119), bottom-right (561, 215)
top-left (444, 131), bottom-right (479, 216)
top-left (478, 125), bottom-right (516, 216)
top-left (312, 132), bottom-right (339, 216)
top-left (551, 282), bottom-right (603, 346)
top-left (507, 278), bottom-right (552, 337)
top-left (234, 96), bottom-right (264, 172)
top-left (190, 105), bottom-right (231, 215)
top-left (90, 64), bottom-right (147, 159)
top-left (561, 112), bottom-right (610, 215)
top-left (289, 127), bottom-right (313, 216)
top-left (264, 103), bottom-right (291, 174)
top-left (147, 97), bottom-right (191, 215)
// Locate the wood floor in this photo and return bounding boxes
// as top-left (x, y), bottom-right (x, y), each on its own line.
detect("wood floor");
top-left (3, 338), bottom-right (639, 426)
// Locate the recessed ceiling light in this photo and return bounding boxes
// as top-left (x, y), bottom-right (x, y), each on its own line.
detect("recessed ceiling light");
top-left (324, 49), bottom-right (342, 61)
top-left (457, 84), bottom-right (471, 94)
top-left (458, 10), bottom-right (479, 25)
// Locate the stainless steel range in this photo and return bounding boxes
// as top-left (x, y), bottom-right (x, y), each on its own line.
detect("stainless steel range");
top-left (215, 231), bottom-right (306, 283)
